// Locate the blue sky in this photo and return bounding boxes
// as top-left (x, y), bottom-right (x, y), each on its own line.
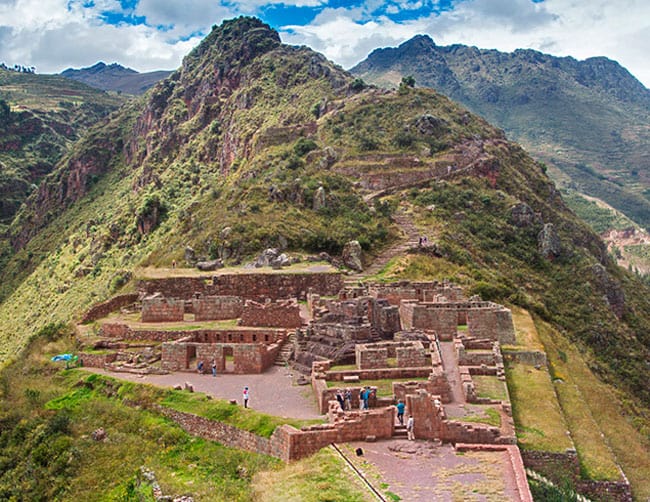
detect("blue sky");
top-left (1, 0), bottom-right (649, 87)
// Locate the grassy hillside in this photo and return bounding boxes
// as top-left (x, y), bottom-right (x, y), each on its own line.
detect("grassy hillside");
top-left (0, 16), bottom-right (648, 499)
top-left (0, 69), bottom-right (124, 224)
top-left (351, 36), bottom-right (650, 231)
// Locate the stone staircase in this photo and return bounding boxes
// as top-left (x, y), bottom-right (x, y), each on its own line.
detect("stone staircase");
top-left (349, 211), bottom-right (421, 281)
top-left (274, 331), bottom-right (296, 366)
top-left (393, 424), bottom-right (408, 439)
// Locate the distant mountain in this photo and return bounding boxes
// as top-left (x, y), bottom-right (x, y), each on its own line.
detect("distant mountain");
top-left (61, 62), bottom-right (172, 95)
top-left (0, 68), bottom-right (124, 224)
top-left (351, 35), bottom-right (650, 230)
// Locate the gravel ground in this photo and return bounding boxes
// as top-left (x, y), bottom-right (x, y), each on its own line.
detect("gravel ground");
top-left (83, 365), bottom-right (322, 420)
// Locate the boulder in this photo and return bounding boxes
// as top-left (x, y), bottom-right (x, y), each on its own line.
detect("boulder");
top-left (254, 248), bottom-right (279, 267)
top-left (342, 240), bottom-right (363, 271)
top-left (184, 246), bottom-right (197, 265)
top-left (509, 202), bottom-right (540, 227)
top-left (91, 428), bottom-right (107, 441)
top-left (313, 186), bottom-right (326, 210)
top-left (538, 223), bottom-right (562, 259)
top-left (196, 259), bottom-right (223, 271)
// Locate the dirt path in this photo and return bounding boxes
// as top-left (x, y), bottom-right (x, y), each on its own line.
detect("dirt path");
top-left (83, 365), bottom-right (322, 420)
top-left (350, 211), bottom-right (421, 280)
top-left (343, 440), bottom-right (522, 501)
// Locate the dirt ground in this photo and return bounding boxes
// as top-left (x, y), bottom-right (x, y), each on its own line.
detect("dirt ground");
top-left (83, 365), bottom-right (321, 420)
top-left (344, 440), bottom-right (521, 501)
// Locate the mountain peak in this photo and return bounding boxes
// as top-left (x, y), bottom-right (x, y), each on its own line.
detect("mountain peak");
top-left (401, 34), bottom-right (436, 49)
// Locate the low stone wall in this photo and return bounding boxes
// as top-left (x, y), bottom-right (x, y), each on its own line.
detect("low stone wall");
top-left (502, 350), bottom-right (547, 366)
top-left (137, 272), bottom-right (343, 302)
top-left (324, 368), bottom-right (432, 382)
top-left (240, 299), bottom-right (303, 328)
top-left (141, 298), bottom-right (185, 322)
top-left (77, 352), bottom-right (118, 367)
top-left (192, 296), bottom-right (243, 321)
top-left (81, 294), bottom-right (140, 323)
top-left (100, 325), bottom-right (286, 344)
top-left (521, 450), bottom-right (633, 502)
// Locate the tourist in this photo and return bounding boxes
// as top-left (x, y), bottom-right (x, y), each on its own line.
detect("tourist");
top-left (344, 389), bottom-right (352, 411)
top-left (243, 386), bottom-right (249, 408)
top-left (336, 390), bottom-right (345, 410)
top-left (211, 360), bottom-right (217, 377)
top-left (406, 415), bottom-right (414, 440)
top-left (197, 360), bottom-right (204, 375)
top-left (396, 399), bottom-right (405, 425)
top-left (362, 387), bottom-right (370, 410)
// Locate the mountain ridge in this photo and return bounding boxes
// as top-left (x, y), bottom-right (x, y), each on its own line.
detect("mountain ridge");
top-left (60, 61), bottom-right (173, 95)
top-left (351, 36), bottom-right (650, 231)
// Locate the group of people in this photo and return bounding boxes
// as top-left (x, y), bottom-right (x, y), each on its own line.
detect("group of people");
top-left (333, 390), bottom-right (415, 440)
top-left (196, 359), bottom-right (218, 377)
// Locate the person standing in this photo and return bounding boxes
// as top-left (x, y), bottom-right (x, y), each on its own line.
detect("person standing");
top-left (396, 400), bottom-right (405, 425)
top-left (406, 415), bottom-right (415, 440)
top-left (344, 389), bottom-right (352, 411)
top-left (336, 390), bottom-right (345, 410)
top-left (211, 360), bottom-right (217, 377)
top-left (197, 360), bottom-right (204, 375)
top-left (243, 386), bottom-right (249, 408)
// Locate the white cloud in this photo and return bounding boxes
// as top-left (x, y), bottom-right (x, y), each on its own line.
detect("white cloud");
top-left (280, 0), bottom-right (650, 86)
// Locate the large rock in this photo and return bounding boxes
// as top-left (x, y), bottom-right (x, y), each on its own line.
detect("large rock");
top-left (196, 259), bottom-right (223, 271)
top-left (313, 186), bottom-right (326, 210)
top-left (591, 264), bottom-right (625, 318)
top-left (538, 223), bottom-right (561, 259)
top-left (510, 202), bottom-right (540, 227)
top-left (253, 248), bottom-right (279, 267)
top-left (185, 246), bottom-right (197, 265)
top-left (342, 240), bottom-right (363, 271)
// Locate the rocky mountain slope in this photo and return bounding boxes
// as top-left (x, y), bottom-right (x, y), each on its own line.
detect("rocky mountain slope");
top-left (0, 17), bottom-right (648, 499)
top-left (61, 62), bottom-right (173, 95)
top-left (351, 35), bottom-right (650, 232)
top-left (0, 69), bottom-right (123, 225)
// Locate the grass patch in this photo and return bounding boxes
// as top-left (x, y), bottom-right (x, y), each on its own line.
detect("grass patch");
top-left (535, 319), bottom-right (649, 491)
top-left (472, 375), bottom-right (508, 401)
top-left (456, 407), bottom-right (502, 427)
top-left (507, 305), bottom-right (545, 351)
top-left (251, 447), bottom-right (373, 501)
top-left (326, 377), bottom-right (427, 397)
top-left (505, 361), bottom-right (572, 452)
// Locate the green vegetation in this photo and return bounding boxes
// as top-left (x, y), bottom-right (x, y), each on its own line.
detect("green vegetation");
top-left (326, 378), bottom-right (428, 397)
top-left (561, 190), bottom-right (634, 234)
top-left (251, 447), bottom-right (372, 501)
top-left (472, 375), bottom-right (508, 401)
top-left (455, 407), bottom-right (501, 427)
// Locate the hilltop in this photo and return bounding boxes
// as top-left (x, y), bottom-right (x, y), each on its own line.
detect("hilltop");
top-left (351, 35), bottom-right (650, 234)
top-left (61, 62), bottom-right (173, 95)
top-left (0, 16), bottom-right (649, 500)
top-left (0, 69), bottom-right (124, 225)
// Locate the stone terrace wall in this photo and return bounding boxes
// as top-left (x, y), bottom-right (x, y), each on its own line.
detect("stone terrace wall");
top-left (100, 325), bottom-right (285, 344)
top-left (192, 296), bottom-right (243, 321)
top-left (81, 294), bottom-right (140, 323)
top-left (141, 298), bottom-right (185, 322)
top-left (239, 299), bottom-right (303, 328)
top-left (77, 352), bottom-right (118, 367)
top-left (137, 272), bottom-right (343, 301)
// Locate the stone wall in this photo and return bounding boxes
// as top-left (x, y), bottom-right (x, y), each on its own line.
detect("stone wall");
top-left (81, 294), bottom-right (140, 323)
top-left (77, 351), bottom-right (118, 367)
top-left (137, 272), bottom-right (343, 301)
top-left (161, 339), bottom-right (283, 374)
top-left (100, 325), bottom-right (286, 344)
top-left (356, 346), bottom-right (387, 369)
top-left (239, 299), bottom-right (303, 328)
top-left (192, 296), bottom-right (243, 321)
top-left (141, 297), bottom-right (185, 322)
top-left (396, 345), bottom-right (428, 367)
top-left (400, 301), bottom-right (458, 340)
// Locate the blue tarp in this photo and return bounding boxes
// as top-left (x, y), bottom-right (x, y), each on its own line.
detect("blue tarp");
top-left (51, 354), bottom-right (75, 362)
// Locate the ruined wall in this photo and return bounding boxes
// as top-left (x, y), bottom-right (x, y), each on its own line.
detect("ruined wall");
top-left (495, 308), bottom-right (516, 344)
top-left (77, 352), bottom-right (118, 367)
top-left (400, 302), bottom-right (458, 340)
top-left (467, 309), bottom-right (497, 339)
top-left (100, 326), bottom-right (285, 344)
top-left (356, 347), bottom-right (388, 369)
top-left (81, 294), bottom-right (140, 323)
top-left (192, 296), bottom-right (243, 321)
top-left (141, 297), bottom-right (185, 322)
top-left (137, 272), bottom-right (343, 301)
top-left (396, 345), bottom-right (428, 367)
top-left (239, 299), bottom-right (303, 328)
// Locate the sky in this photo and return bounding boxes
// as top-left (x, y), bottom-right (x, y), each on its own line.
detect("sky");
top-left (0, 0), bottom-right (649, 87)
